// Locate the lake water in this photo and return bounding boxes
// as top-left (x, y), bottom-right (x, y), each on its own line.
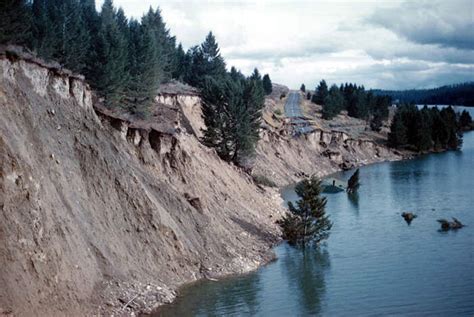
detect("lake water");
top-left (156, 108), bottom-right (474, 317)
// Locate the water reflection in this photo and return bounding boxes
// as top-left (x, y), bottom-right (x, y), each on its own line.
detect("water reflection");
top-left (282, 246), bottom-right (330, 316)
top-left (347, 192), bottom-right (359, 210)
top-left (156, 270), bottom-right (261, 316)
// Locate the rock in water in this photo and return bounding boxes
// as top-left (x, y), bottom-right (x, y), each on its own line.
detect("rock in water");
top-left (401, 212), bottom-right (417, 224)
top-left (437, 218), bottom-right (465, 231)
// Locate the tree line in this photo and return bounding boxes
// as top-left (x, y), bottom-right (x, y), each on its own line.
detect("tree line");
top-left (388, 104), bottom-right (472, 151)
top-left (0, 0), bottom-right (273, 166)
top-left (309, 80), bottom-right (392, 131)
top-left (373, 82), bottom-right (474, 107)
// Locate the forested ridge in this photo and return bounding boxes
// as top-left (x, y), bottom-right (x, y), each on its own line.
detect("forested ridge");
top-left (0, 0), bottom-right (273, 167)
top-left (372, 83), bottom-right (474, 107)
top-left (308, 80), bottom-right (392, 132)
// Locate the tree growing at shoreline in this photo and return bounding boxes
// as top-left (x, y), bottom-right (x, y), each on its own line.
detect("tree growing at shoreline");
top-left (347, 169), bottom-right (360, 194)
top-left (279, 176), bottom-right (332, 248)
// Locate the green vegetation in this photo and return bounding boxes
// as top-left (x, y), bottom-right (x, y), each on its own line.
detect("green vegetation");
top-left (322, 85), bottom-right (344, 120)
top-left (1, 0), bottom-right (269, 165)
top-left (0, 0), bottom-right (32, 47)
top-left (306, 92), bottom-right (311, 100)
top-left (300, 84), bottom-right (306, 92)
top-left (201, 68), bottom-right (265, 167)
top-left (252, 174), bottom-right (277, 188)
top-left (311, 80), bottom-right (328, 105)
top-left (388, 104), bottom-right (463, 151)
top-left (347, 169), bottom-right (360, 194)
top-left (373, 83), bottom-right (474, 107)
top-left (279, 177), bottom-right (332, 248)
top-left (311, 80), bottom-right (391, 130)
top-left (262, 74), bottom-right (272, 95)
top-left (459, 110), bottom-right (473, 129)
top-left (274, 109), bottom-right (283, 116)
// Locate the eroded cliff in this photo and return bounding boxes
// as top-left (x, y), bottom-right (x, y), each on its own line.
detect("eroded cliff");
top-left (0, 48), bottom-right (284, 316)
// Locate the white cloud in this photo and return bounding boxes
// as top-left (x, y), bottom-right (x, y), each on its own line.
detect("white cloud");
top-left (96, 0), bottom-right (474, 89)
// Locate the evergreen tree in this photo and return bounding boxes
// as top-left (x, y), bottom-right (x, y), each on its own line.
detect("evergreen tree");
top-left (201, 31), bottom-right (226, 78)
top-left (262, 74), bottom-right (272, 95)
top-left (312, 80), bottom-right (328, 105)
top-left (307, 92), bottom-right (311, 100)
top-left (229, 66), bottom-right (245, 82)
top-left (124, 17), bottom-right (162, 117)
top-left (140, 7), bottom-right (176, 82)
top-left (87, 0), bottom-right (128, 107)
top-left (0, 0), bottom-right (32, 45)
top-left (322, 85), bottom-right (344, 120)
top-left (300, 84), bottom-right (306, 92)
top-left (172, 43), bottom-right (188, 80)
top-left (388, 111), bottom-right (407, 147)
top-left (459, 110), bottom-right (472, 129)
top-left (279, 176), bottom-right (332, 248)
top-left (184, 32), bottom-right (226, 88)
top-left (201, 73), bottom-right (264, 167)
top-left (415, 107), bottom-right (433, 151)
top-left (347, 169), bottom-right (360, 194)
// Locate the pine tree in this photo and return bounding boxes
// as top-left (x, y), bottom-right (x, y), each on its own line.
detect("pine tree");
top-left (280, 176), bottom-right (332, 248)
top-left (124, 18), bottom-right (161, 117)
top-left (300, 84), bottom-right (306, 92)
top-left (201, 31), bottom-right (226, 78)
top-left (172, 43), bottom-right (188, 80)
top-left (140, 7), bottom-right (175, 82)
top-left (415, 107), bottom-right (433, 151)
top-left (322, 85), bottom-right (343, 120)
top-left (184, 32), bottom-right (226, 88)
top-left (87, 0), bottom-right (129, 107)
top-left (0, 0), bottom-right (32, 45)
top-left (229, 66), bottom-right (245, 82)
top-left (262, 74), bottom-right (272, 95)
top-left (312, 80), bottom-right (328, 105)
top-left (201, 73), bottom-right (264, 167)
top-left (459, 110), bottom-right (472, 129)
top-left (347, 169), bottom-right (360, 194)
top-left (307, 92), bottom-right (311, 100)
top-left (388, 111), bottom-right (407, 147)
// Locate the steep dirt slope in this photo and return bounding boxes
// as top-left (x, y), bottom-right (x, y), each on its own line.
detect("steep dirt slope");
top-left (0, 49), bottom-right (283, 316)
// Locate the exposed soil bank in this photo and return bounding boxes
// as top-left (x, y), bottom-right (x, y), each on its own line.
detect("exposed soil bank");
top-left (0, 47), bottom-right (412, 316)
top-left (0, 47), bottom-right (285, 316)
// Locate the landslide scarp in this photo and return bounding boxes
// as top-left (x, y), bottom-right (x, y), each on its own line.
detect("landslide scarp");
top-left (0, 47), bottom-right (283, 316)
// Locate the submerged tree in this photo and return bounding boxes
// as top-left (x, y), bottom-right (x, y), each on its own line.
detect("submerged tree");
top-left (279, 176), bottom-right (332, 248)
top-left (347, 169), bottom-right (360, 194)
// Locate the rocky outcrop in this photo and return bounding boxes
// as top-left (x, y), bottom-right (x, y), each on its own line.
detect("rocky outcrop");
top-left (0, 48), bottom-right (284, 316)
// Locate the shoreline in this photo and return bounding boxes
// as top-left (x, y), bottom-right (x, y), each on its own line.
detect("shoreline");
top-left (147, 148), bottom-right (418, 315)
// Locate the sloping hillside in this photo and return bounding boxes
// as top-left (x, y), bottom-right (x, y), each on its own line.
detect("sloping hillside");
top-left (0, 47), bottom-right (284, 316)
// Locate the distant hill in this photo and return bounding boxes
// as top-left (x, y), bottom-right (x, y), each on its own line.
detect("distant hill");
top-left (372, 82), bottom-right (474, 107)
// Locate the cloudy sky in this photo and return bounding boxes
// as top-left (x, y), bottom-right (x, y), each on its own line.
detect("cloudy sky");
top-left (97, 0), bottom-right (474, 90)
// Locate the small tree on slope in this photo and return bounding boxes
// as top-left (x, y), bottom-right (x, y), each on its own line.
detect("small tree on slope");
top-left (279, 176), bottom-right (332, 248)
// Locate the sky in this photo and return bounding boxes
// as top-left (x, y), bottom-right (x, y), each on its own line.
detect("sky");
top-left (96, 0), bottom-right (474, 90)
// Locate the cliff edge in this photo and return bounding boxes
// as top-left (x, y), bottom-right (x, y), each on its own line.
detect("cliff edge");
top-left (0, 47), bottom-right (284, 316)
